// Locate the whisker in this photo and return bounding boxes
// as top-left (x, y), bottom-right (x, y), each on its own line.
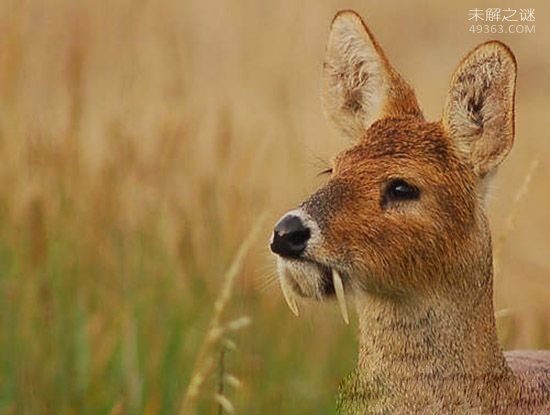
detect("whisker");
top-left (256, 274), bottom-right (280, 293)
top-left (254, 267), bottom-right (279, 292)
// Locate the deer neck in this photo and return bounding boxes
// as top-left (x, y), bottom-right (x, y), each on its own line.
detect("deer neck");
top-left (341, 270), bottom-right (513, 412)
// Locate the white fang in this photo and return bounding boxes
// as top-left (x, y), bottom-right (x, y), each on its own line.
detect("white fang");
top-left (280, 276), bottom-right (300, 316)
top-left (332, 269), bottom-right (349, 324)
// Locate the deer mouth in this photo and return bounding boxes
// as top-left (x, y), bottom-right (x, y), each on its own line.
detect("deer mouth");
top-left (277, 257), bottom-right (350, 324)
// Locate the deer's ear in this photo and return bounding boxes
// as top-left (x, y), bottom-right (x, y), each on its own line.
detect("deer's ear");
top-left (322, 10), bottom-right (423, 141)
top-left (443, 41), bottom-right (517, 178)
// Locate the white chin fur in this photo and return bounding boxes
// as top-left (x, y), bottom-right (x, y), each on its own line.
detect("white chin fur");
top-left (277, 258), bottom-right (324, 299)
top-left (276, 258), bottom-right (350, 324)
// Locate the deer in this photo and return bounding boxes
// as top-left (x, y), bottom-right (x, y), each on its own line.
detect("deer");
top-left (269, 10), bottom-right (550, 415)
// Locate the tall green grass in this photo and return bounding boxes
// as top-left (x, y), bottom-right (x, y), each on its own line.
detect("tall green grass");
top-left (0, 193), bottom-right (355, 414)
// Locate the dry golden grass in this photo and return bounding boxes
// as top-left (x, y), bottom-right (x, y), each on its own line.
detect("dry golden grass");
top-left (0, 0), bottom-right (548, 413)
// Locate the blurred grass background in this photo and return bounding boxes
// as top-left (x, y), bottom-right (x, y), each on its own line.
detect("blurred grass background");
top-left (0, 0), bottom-right (549, 414)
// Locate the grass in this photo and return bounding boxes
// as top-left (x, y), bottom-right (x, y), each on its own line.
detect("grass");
top-left (0, 0), bottom-right (549, 414)
top-left (182, 213), bottom-right (264, 414)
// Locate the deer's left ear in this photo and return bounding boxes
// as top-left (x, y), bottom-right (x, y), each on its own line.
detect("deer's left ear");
top-left (443, 41), bottom-right (517, 178)
top-left (322, 11), bottom-right (423, 141)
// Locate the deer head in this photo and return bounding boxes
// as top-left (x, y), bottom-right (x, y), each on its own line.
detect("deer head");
top-left (270, 10), bottom-right (516, 323)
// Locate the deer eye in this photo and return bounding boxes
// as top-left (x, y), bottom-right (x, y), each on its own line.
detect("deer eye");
top-left (383, 179), bottom-right (420, 205)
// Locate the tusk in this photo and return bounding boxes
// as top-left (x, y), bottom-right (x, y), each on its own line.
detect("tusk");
top-left (332, 269), bottom-right (349, 324)
top-left (280, 276), bottom-right (300, 317)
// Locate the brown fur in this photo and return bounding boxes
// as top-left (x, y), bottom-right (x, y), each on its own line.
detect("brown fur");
top-left (273, 10), bottom-right (550, 414)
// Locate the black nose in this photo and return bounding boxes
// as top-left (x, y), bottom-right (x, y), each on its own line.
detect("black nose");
top-left (270, 215), bottom-right (311, 258)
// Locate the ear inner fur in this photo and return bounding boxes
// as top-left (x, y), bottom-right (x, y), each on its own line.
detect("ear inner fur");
top-left (443, 41), bottom-right (516, 178)
top-left (321, 10), bottom-right (423, 141)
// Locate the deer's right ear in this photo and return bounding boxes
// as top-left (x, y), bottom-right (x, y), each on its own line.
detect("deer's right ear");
top-left (322, 11), bottom-right (422, 141)
top-left (443, 41), bottom-right (517, 178)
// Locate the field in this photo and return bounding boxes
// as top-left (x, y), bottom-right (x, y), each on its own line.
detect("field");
top-left (0, 1), bottom-right (549, 414)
